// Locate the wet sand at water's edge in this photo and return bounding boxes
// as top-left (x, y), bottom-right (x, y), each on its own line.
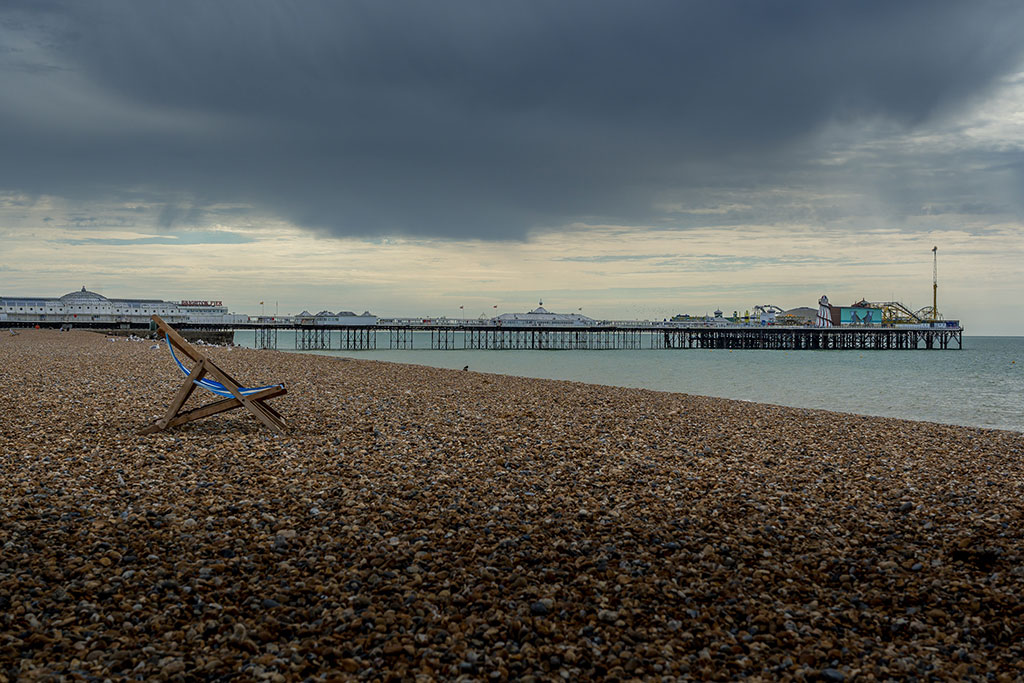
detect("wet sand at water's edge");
top-left (1, 329), bottom-right (1022, 680)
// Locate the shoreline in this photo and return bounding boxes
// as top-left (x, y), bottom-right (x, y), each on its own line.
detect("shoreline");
top-left (265, 342), bottom-right (1024, 436)
top-left (2, 329), bottom-right (1023, 679)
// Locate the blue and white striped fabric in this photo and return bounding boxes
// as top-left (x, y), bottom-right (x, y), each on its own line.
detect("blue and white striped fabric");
top-left (165, 339), bottom-right (282, 398)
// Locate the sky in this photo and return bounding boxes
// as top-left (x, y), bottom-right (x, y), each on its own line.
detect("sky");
top-left (1, 1), bottom-right (1023, 333)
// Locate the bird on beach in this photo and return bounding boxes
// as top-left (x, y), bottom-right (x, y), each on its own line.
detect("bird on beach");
top-left (463, 365), bottom-right (469, 371)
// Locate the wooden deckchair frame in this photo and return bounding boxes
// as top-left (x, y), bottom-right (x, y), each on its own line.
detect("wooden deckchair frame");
top-left (140, 315), bottom-right (289, 434)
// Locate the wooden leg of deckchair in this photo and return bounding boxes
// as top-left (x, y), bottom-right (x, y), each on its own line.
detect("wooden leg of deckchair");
top-left (232, 386), bottom-right (289, 432)
top-left (257, 405), bottom-right (289, 432)
top-left (159, 396), bottom-right (244, 430)
top-left (139, 383), bottom-right (197, 434)
top-left (140, 361), bottom-right (206, 434)
top-left (142, 386), bottom-right (286, 433)
top-left (236, 386), bottom-right (289, 433)
top-left (139, 422), bottom-right (168, 435)
top-left (160, 386), bottom-right (287, 431)
top-left (162, 362), bottom-right (204, 419)
top-left (250, 393), bottom-right (288, 426)
top-left (255, 395), bottom-right (286, 421)
top-left (256, 402), bottom-right (289, 431)
top-left (241, 396), bottom-right (289, 434)
top-left (242, 387), bottom-right (289, 432)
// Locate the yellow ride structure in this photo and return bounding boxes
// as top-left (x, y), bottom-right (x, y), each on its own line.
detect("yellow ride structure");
top-left (849, 246), bottom-right (943, 324)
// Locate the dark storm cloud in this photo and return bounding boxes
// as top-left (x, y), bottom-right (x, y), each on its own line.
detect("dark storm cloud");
top-left (1, 0), bottom-right (1023, 238)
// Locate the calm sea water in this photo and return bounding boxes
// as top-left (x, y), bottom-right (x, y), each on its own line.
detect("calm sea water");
top-left (234, 332), bottom-right (1024, 433)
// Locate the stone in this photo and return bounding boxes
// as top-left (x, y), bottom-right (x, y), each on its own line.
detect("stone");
top-left (162, 659), bottom-right (185, 675)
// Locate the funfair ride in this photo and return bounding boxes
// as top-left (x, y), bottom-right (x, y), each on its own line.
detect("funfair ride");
top-left (849, 246), bottom-right (943, 324)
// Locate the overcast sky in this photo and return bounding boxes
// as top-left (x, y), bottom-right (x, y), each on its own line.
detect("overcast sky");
top-left (2, 1), bottom-right (1023, 333)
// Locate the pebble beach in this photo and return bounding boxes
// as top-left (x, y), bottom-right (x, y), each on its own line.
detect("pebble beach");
top-left (1, 329), bottom-right (1022, 681)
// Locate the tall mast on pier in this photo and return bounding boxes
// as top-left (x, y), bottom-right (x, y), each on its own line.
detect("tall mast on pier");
top-left (932, 246), bottom-right (938, 322)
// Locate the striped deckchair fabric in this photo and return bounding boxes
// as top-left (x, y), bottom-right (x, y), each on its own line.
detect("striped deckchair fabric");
top-left (140, 315), bottom-right (289, 434)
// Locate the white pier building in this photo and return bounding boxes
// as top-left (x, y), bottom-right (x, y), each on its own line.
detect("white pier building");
top-left (493, 303), bottom-right (596, 327)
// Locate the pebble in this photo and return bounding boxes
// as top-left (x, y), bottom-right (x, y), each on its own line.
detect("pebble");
top-left (1, 329), bottom-right (1022, 679)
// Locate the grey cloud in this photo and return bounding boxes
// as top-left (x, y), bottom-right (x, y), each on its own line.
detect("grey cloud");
top-left (1, 1), bottom-right (1023, 239)
top-left (919, 202), bottom-right (1010, 216)
top-left (157, 204), bottom-right (204, 229)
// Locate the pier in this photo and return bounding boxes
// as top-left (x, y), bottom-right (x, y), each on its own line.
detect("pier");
top-left (259, 323), bottom-right (963, 351)
top-left (8, 318), bottom-right (963, 351)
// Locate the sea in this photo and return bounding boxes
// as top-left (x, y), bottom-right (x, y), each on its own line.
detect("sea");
top-left (234, 332), bottom-right (1024, 433)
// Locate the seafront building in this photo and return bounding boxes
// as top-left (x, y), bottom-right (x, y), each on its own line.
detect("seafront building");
top-left (0, 287), bottom-right (248, 326)
top-left (296, 310), bottom-right (378, 326)
top-left (493, 304), bottom-right (595, 327)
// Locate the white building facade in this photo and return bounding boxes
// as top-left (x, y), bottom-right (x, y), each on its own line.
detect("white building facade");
top-left (492, 305), bottom-right (596, 327)
top-left (295, 310), bottom-right (378, 326)
top-left (0, 287), bottom-right (248, 325)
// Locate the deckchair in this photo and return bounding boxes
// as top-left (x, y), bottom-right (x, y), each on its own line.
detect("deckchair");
top-left (140, 315), bottom-right (289, 434)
